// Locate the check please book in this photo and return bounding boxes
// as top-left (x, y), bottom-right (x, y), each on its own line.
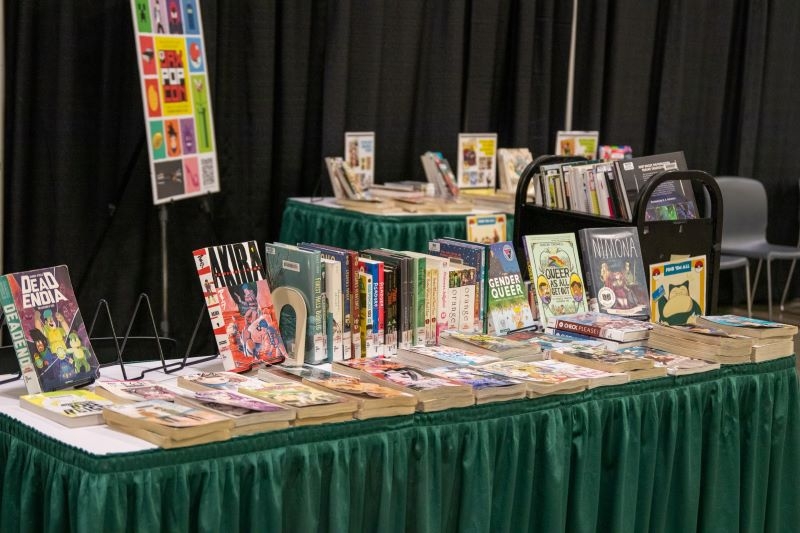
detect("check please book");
top-left (547, 312), bottom-right (651, 342)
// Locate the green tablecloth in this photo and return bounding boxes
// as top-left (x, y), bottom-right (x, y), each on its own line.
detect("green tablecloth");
top-left (1, 357), bottom-right (798, 532)
top-left (279, 198), bottom-right (514, 252)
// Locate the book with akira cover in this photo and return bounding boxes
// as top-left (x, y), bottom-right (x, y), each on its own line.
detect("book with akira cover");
top-left (0, 265), bottom-right (101, 393)
top-left (193, 240), bottom-right (288, 372)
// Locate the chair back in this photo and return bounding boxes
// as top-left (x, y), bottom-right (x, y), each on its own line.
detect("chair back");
top-left (716, 176), bottom-right (769, 247)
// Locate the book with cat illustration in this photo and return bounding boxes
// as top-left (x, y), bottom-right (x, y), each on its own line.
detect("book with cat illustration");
top-left (649, 255), bottom-right (706, 326)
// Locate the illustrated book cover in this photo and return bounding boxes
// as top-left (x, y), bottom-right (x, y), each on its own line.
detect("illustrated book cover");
top-left (497, 147), bottom-right (533, 193)
top-left (614, 345), bottom-right (721, 376)
top-left (649, 255), bottom-right (707, 325)
top-left (578, 227), bottom-right (649, 319)
top-left (0, 265), bottom-right (101, 393)
top-left (466, 214), bottom-right (507, 245)
top-left (555, 131), bottom-right (599, 159)
top-left (193, 240), bottom-right (288, 372)
top-left (94, 379), bottom-right (178, 404)
top-left (20, 389), bottom-right (113, 428)
top-left (522, 233), bottom-right (589, 325)
top-left (695, 315), bottom-right (798, 339)
top-left (456, 133), bottom-right (498, 189)
top-left (345, 131), bottom-right (375, 189)
top-left (547, 311), bottom-right (651, 342)
top-left (485, 241), bottom-right (535, 335)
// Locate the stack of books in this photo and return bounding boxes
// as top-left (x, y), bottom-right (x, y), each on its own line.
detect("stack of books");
top-left (423, 366), bottom-right (527, 404)
top-left (647, 323), bottom-right (753, 364)
top-left (614, 346), bottom-right (721, 376)
top-left (262, 365), bottom-right (417, 419)
top-left (395, 344), bottom-right (502, 369)
top-left (94, 379), bottom-right (179, 404)
top-left (437, 331), bottom-right (542, 362)
top-left (171, 389), bottom-right (296, 436)
top-left (102, 400), bottom-right (235, 448)
top-left (696, 315), bottom-right (798, 362)
top-left (332, 358), bottom-right (475, 412)
top-left (482, 358), bottom-right (628, 397)
top-left (546, 312), bottom-right (651, 349)
top-left (548, 344), bottom-right (666, 381)
top-left (20, 390), bottom-right (113, 428)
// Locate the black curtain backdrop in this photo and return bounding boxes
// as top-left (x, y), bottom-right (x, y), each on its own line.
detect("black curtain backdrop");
top-left (4, 0), bottom-right (799, 355)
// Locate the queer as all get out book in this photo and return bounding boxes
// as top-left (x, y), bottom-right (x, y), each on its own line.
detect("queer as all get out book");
top-left (193, 240), bottom-right (288, 372)
top-left (0, 265), bottom-right (101, 393)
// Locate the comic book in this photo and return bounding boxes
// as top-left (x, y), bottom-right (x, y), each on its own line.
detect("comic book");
top-left (522, 233), bottom-right (589, 325)
top-left (193, 241), bottom-right (288, 372)
top-left (649, 255), bottom-right (707, 325)
top-left (0, 265), bottom-right (101, 394)
top-left (497, 148), bottom-right (533, 193)
top-left (20, 389), bottom-right (112, 427)
top-left (485, 241), bottom-right (535, 334)
top-left (457, 133), bottom-right (498, 189)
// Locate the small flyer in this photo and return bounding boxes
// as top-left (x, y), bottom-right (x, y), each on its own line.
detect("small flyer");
top-left (457, 133), bottom-right (497, 189)
top-left (345, 132), bottom-right (375, 189)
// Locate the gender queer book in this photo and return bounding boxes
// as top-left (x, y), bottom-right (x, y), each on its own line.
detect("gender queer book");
top-left (264, 243), bottom-right (326, 364)
top-left (649, 255), bottom-right (706, 325)
top-left (522, 233), bottom-right (589, 325)
top-left (457, 133), bottom-right (498, 189)
top-left (578, 227), bottom-right (649, 319)
top-left (0, 265), bottom-right (101, 394)
top-left (193, 241), bottom-right (288, 372)
top-left (613, 151), bottom-right (699, 221)
top-left (20, 389), bottom-right (113, 428)
top-left (485, 241), bottom-right (535, 334)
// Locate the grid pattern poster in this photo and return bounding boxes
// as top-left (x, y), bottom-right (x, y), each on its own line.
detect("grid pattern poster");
top-left (130, 0), bottom-right (220, 204)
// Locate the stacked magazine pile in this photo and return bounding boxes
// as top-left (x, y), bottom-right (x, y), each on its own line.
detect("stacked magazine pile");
top-left (647, 323), bottom-right (753, 364)
top-left (696, 315), bottom-right (797, 362)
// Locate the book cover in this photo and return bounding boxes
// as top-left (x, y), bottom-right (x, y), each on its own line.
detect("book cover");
top-left (0, 265), bottom-right (101, 393)
top-left (599, 145), bottom-right (633, 162)
top-left (614, 345), bottom-right (721, 376)
top-left (177, 389), bottom-right (295, 417)
top-left (696, 315), bottom-right (798, 339)
top-left (555, 131), bottom-right (599, 159)
top-left (193, 241), bottom-right (287, 372)
top-left (522, 233), bottom-right (589, 324)
top-left (102, 399), bottom-right (234, 439)
top-left (547, 312), bottom-right (651, 342)
top-left (345, 131), bottom-right (375, 189)
top-left (613, 151), bottom-right (698, 221)
top-left (398, 344), bottom-right (501, 367)
top-left (430, 239), bottom-right (486, 333)
top-left (549, 344), bottom-right (654, 372)
top-left (19, 389), bottom-right (112, 427)
top-left (270, 365), bottom-right (416, 404)
top-left (239, 381), bottom-right (347, 409)
top-left (333, 358), bottom-right (471, 396)
top-left (424, 366), bottom-right (526, 401)
top-left (457, 133), bottom-right (497, 189)
top-left (177, 371), bottom-right (268, 392)
top-left (466, 214), bottom-right (507, 245)
top-left (357, 258), bottom-right (384, 355)
top-left (94, 380), bottom-right (178, 403)
top-left (485, 241), bottom-right (535, 334)
top-left (649, 255), bottom-right (707, 325)
top-left (578, 227), bottom-right (649, 319)
top-left (264, 243), bottom-right (326, 363)
top-left (439, 331), bottom-right (541, 358)
top-left (497, 148), bottom-right (533, 193)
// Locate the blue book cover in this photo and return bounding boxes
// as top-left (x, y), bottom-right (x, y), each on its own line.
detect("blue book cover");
top-left (429, 238), bottom-right (486, 333)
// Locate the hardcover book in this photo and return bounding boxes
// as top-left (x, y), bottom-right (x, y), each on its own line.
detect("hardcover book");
top-left (578, 227), bottom-right (649, 319)
top-left (649, 255), bottom-right (707, 325)
top-left (547, 312), bottom-right (651, 342)
top-left (0, 265), bottom-right (101, 393)
top-left (613, 151), bottom-right (699, 221)
top-left (264, 243), bottom-right (326, 363)
top-left (20, 389), bottom-right (113, 427)
top-left (522, 233), bottom-right (589, 325)
top-left (193, 241), bottom-right (287, 372)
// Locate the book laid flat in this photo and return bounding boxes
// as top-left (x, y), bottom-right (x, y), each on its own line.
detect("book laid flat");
top-left (103, 422), bottom-right (233, 449)
top-left (522, 233), bottom-right (589, 325)
top-left (749, 338), bottom-right (795, 362)
top-left (171, 389), bottom-right (296, 435)
top-left (437, 331), bottom-right (542, 361)
top-left (193, 240), bottom-right (288, 372)
top-left (695, 315), bottom-right (798, 339)
top-left (424, 366), bottom-right (527, 404)
top-left (263, 365), bottom-right (417, 419)
top-left (578, 227), bottom-right (649, 319)
top-left (508, 330), bottom-right (608, 355)
top-left (647, 323), bottom-right (753, 363)
top-left (94, 380), bottom-right (179, 403)
top-left (614, 346), bottom-right (721, 376)
top-left (649, 255), bottom-right (707, 326)
top-left (240, 380), bottom-right (358, 423)
top-left (547, 312), bottom-right (651, 342)
top-left (332, 358), bottom-right (475, 412)
top-left (102, 399), bottom-right (235, 441)
top-left (548, 344), bottom-right (656, 373)
top-left (20, 389), bottom-right (113, 428)
top-left (395, 344), bottom-right (501, 369)
top-left (177, 371), bottom-right (268, 393)
top-left (0, 265), bottom-right (101, 393)
top-left (479, 359), bottom-right (589, 397)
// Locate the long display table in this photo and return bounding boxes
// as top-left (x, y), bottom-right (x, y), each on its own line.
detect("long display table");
top-left (0, 357), bottom-right (798, 532)
top-left (278, 197), bottom-right (514, 252)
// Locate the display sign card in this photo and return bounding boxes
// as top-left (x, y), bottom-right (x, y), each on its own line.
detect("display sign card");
top-left (345, 132), bottom-right (375, 189)
top-left (555, 131), bottom-right (599, 160)
top-left (457, 133), bottom-right (497, 189)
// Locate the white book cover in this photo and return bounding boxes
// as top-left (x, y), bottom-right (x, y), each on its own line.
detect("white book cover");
top-left (321, 259), bottom-right (345, 361)
top-left (457, 133), bottom-right (498, 189)
top-left (345, 131), bottom-right (375, 189)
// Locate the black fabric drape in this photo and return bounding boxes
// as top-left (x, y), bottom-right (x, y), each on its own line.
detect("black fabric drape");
top-left (3, 0), bottom-right (570, 355)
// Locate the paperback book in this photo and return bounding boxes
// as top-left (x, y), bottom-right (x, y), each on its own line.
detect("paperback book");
top-left (172, 389), bottom-right (295, 434)
top-left (555, 130), bottom-right (599, 159)
top-left (547, 312), bottom-right (651, 342)
top-left (0, 265), bottom-right (101, 393)
top-left (345, 131), bottom-right (375, 189)
top-left (20, 389), bottom-right (113, 427)
top-left (240, 380), bottom-right (357, 422)
top-left (479, 359), bottom-right (588, 397)
top-left (695, 315), bottom-right (798, 339)
top-left (649, 255), bottom-right (706, 325)
top-left (193, 240), bottom-right (287, 372)
top-left (614, 345), bottom-right (721, 376)
top-left (424, 366), bottom-right (527, 404)
top-left (457, 133), bottom-right (497, 189)
top-left (548, 344), bottom-right (655, 372)
top-left (497, 147), bottom-right (533, 193)
top-left (438, 331), bottom-right (542, 361)
top-left (648, 323), bottom-right (753, 362)
top-left (522, 233), bottom-right (589, 324)
top-left (94, 380), bottom-right (178, 404)
top-left (396, 344), bottom-right (501, 368)
top-left (485, 241), bottom-right (535, 334)
top-left (578, 227), bottom-right (649, 319)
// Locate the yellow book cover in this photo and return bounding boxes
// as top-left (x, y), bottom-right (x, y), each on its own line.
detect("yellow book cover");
top-left (649, 255), bottom-right (706, 325)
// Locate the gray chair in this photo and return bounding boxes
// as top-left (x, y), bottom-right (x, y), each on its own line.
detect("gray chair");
top-left (716, 176), bottom-right (800, 319)
top-left (779, 178), bottom-right (800, 311)
top-left (718, 255), bottom-right (752, 317)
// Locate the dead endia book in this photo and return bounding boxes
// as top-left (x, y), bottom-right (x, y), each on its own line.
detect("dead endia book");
top-left (578, 227), bottom-right (649, 319)
top-left (0, 265), bottom-right (101, 393)
top-left (522, 233), bottom-right (589, 326)
top-left (649, 255), bottom-right (706, 326)
top-left (193, 240), bottom-right (287, 372)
